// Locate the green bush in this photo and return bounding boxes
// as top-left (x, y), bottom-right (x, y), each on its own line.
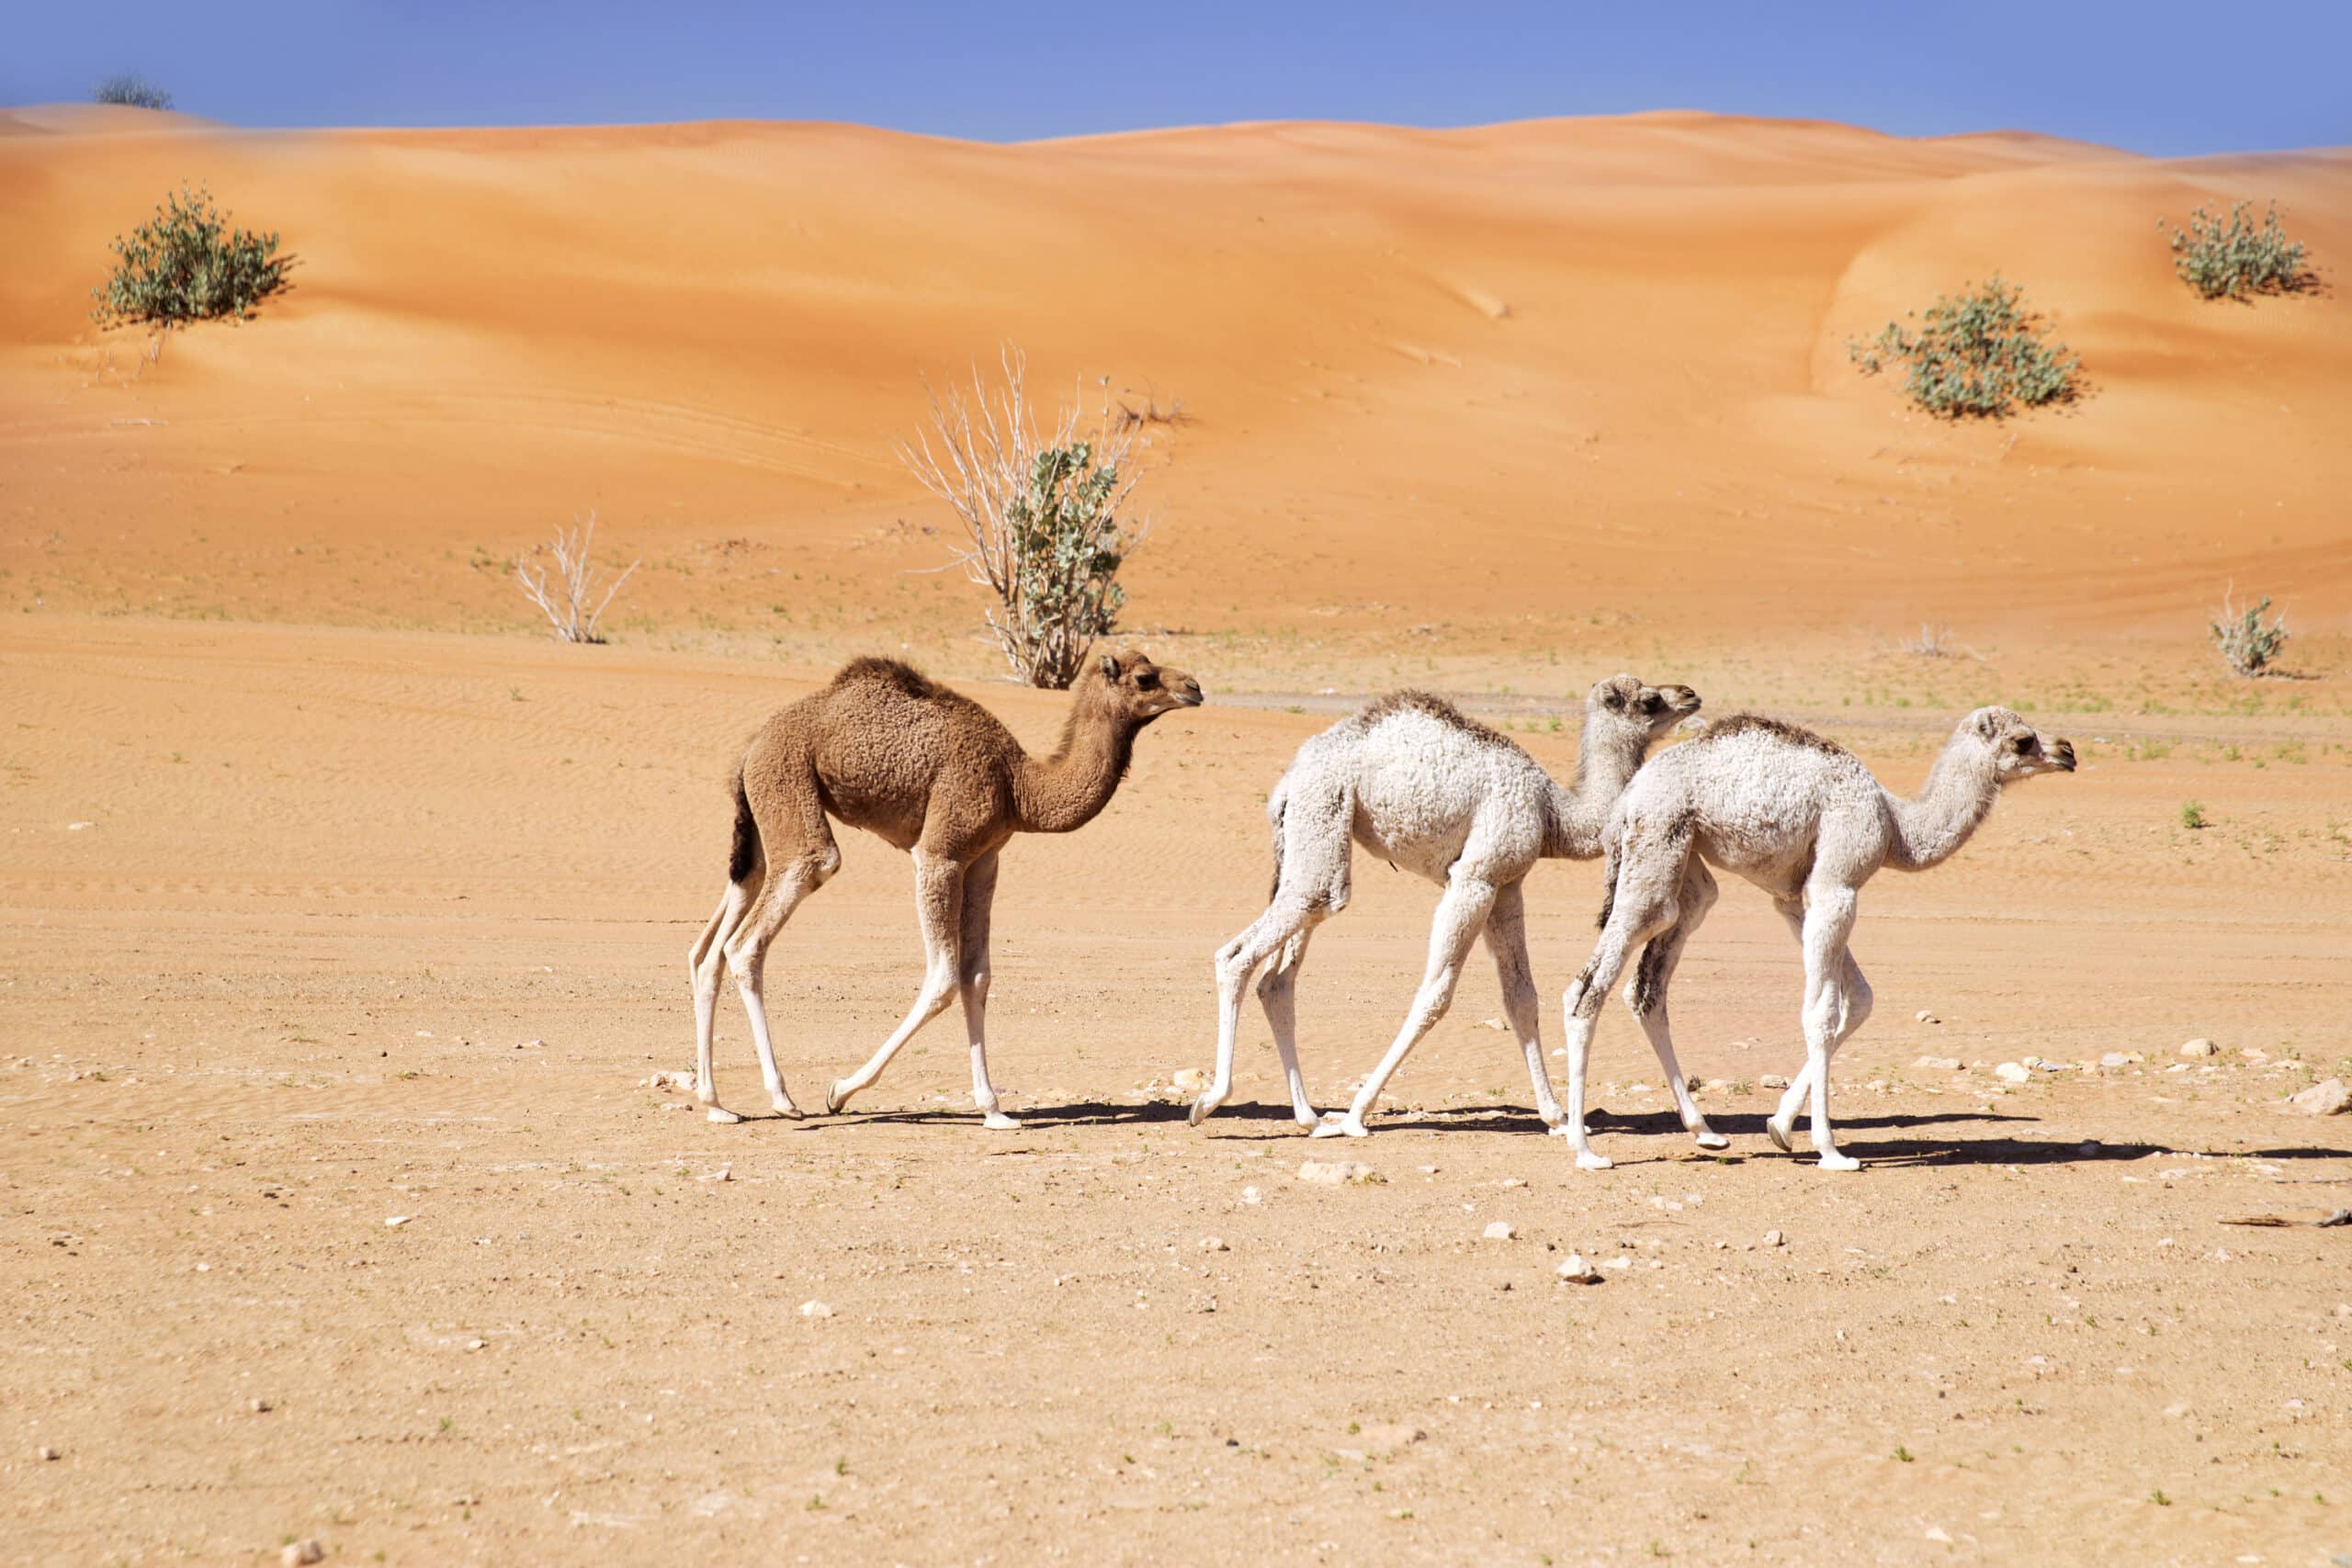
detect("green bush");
top-left (1849, 275), bottom-right (2080, 418)
top-left (2162, 201), bottom-right (2310, 299)
top-left (92, 185), bottom-right (292, 329)
top-left (2209, 587), bottom-right (2289, 678)
top-left (92, 73), bottom-right (173, 110)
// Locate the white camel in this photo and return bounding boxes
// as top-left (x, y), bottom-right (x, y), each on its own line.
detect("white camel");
top-left (1557, 707), bottom-right (2075, 1171)
top-left (1193, 675), bottom-right (1702, 1138)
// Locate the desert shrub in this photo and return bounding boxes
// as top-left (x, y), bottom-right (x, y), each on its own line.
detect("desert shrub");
top-left (92, 74), bottom-right (173, 110)
top-left (514, 513), bottom-right (639, 644)
top-left (900, 348), bottom-right (1151, 689)
top-left (2179, 801), bottom-right (2207, 830)
top-left (92, 185), bottom-right (291, 328)
top-left (2209, 586), bottom-right (2289, 678)
top-left (1849, 275), bottom-right (2079, 417)
top-left (2162, 201), bottom-right (2310, 299)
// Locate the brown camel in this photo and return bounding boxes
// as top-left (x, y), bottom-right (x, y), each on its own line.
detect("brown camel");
top-left (688, 649), bottom-right (1204, 1128)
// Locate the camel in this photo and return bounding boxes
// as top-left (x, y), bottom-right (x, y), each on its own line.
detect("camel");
top-left (1556, 707), bottom-right (2075, 1172)
top-left (1192, 674), bottom-right (1702, 1139)
top-left (687, 649), bottom-right (1203, 1128)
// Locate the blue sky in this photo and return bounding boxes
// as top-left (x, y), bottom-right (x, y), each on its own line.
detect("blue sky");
top-left (10, 0), bottom-right (2347, 154)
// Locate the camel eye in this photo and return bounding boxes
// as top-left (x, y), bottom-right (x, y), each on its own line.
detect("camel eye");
top-left (1134, 670), bottom-right (1158, 690)
top-left (1642, 694), bottom-right (1661, 713)
top-left (2015, 736), bottom-right (2036, 753)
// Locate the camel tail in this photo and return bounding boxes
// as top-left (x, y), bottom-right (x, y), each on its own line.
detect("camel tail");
top-left (1594, 833), bottom-right (1621, 932)
top-left (726, 766), bottom-right (759, 886)
top-left (1265, 777), bottom-right (1290, 904)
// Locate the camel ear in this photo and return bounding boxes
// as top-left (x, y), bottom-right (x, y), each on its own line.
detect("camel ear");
top-left (1972, 709), bottom-right (2005, 741)
top-left (1601, 685), bottom-right (1625, 710)
top-left (1099, 652), bottom-right (1119, 682)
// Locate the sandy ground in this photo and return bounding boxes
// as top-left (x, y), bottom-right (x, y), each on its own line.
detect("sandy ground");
top-left (3, 106), bottom-right (2350, 1564)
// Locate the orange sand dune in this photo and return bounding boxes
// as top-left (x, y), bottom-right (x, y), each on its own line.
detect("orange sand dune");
top-left (1, 108), bottom-right (2345, 648)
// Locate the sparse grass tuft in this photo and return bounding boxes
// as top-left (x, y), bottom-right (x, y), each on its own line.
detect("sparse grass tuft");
top-left (2179, 801), bottom-right (2207, 830)
top-left (2209, 586), bottom-right (2289, 678)
top-left (514, 513), bottom-right (639, 644)
top-left (2162, 201), bottom-right (2311, 299)
top-left (1849, 276), bottom-right (2079, 417)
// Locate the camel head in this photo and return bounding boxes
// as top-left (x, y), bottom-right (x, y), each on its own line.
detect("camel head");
top-left (1588, 672), bottom-right (1703, 739)
top-left (1089, 648), bottom-right (1204, 725)
top-left (1963, 706), bottom-right (2076, 782)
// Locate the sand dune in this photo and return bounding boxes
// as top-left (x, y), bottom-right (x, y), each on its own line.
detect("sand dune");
top-left (2, 108), bottom-right (2344, 648)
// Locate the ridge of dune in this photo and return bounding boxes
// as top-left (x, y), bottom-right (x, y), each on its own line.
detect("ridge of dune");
top-left (1, 107), bottom-right (2344, 649)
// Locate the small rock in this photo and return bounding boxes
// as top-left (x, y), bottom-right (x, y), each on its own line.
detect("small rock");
top-left (1994, 1063), bottom-right (2030, 1085)
top-left (385, 1214), bottom-right (413, 1228)
top-left (2179, 1038), bottom-right (2217, 1058)
top-left (797, 1300), bottom-right (833, 1319)
top-left (250, 1397), bottom-right (273, 1414)
top-left (1915, 1010), bottom-right (1939, 1024)
top-left (1239, 1185), bottom-right (1264, 1205)
top-left (696, 1167), bottom-right (731, 1182)
top-left (1925, 1525), bottom-right (1952, 1544)
top-left (1759, 1074), bottom-right (1791, 1090)
top-left (1915, 1056), bottom-right (1962, 1072)
top-left (2099, 1053), bottom-right (2132, 1069)
top-left (2162, 1400), bottom-right (2192, 1419)
top-left (1297, 1159), bottom-right (1379, 1186)
top-left (1556, 1253), bottom-right (1600, 1283)
top-left (1479, 1018), bottom-right (1508, 1032)
top-left (1170, 1067), bottom-right (1207, 1092)
top-left (1762, 1229), bottom-right (1785, 1248)
top-left (281, 1542), bottom-right (325, 1567)
top-left (1603, 1256), bottom-right (1634, 1270)
top-left (1190, 1292), bottom-right (1217, 1314)
top-left (515, 1038), bottom-right (545, 1049)
top-left (1498, 1177), bottom-right (1527, 1189)
top-left (67, 821), bottom-right (94, 831)
top-left (36, 1445), bottom-right (60, 1461)
top-left (1199, 1235), bottom-right (1227, 1252)
top-left (2289, 1078), bottom-right (2349, 1116)
top-left (1483, 1221), bottom-right (1517, 1241)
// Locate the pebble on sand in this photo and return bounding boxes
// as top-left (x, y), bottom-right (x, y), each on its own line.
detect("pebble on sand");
top-left (1915, 1010), bottom-right (1939, 1024)
top-left (1762, 1229), bottom-right (1785, 1247)
top-left (37, 1445), bottom-right (60, 1461)
top-left (384, 1214), bottom-right (413, 1228)
top-left (1556, 1253), bottom-right (1600, 1283)
top-left (2289, 1077), bottom-right (2349, 1116)
top-left (1171, 1067), bottom-right (1207, 1092)
top-left (2179, 1038), bottom-right (2218, 1058)
top-left (1916, 1056), bottom-right (1962, 1072)
top-left (1296, 1159), bottom-right (1380, 1186)
top-left (1759, 1074), bottom-right (1791, 1090)
top-left (1994, 1063), bottom-right (2030, 1085)
top-left (281, 1542), bottom-right (325, 1567)
top-left (1484, 1220), bottom-right (1517, 1241)
top-left (797, 1300), bottom-right (834, 1319)
top-left (1198, 1235), bottom-right (1228, 1252)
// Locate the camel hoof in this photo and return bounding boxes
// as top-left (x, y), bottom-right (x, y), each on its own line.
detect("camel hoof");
top-left (1292, 1108), bottom-right (1322, 1131)
top-left (706, 1107), bottom-right (742, 1125)
top-left (772, 1100), bottom-right (804, 1121)
top-left (824, 1080), bottom-right (848, 1114)
top-left (1765, 1118), bottom-right (1793, 1154)
top-left (1309, 1116), bottom-right (1366, 1140)
top-left (1693, 1130), bottom-right (1730, 1150)
top-left (1187, 1094), bottom-right (1216, 1127)
top-left (1575, 1149), bottom-right (1614, 1171)
top-left (1538, 1105), bottom-right (1566, 1129)
top-left (982, 1111), bottom-right (1023, 1132)
top-left (1817, 1151), bottom-right (1860, 1173)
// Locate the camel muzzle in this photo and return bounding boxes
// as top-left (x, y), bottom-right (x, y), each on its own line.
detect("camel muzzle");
top-left (2050, 739), bottom-right (2076, 772)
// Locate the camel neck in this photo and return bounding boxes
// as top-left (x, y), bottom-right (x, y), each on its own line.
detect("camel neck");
top-left (1885, 735), bottom-right (1999, 871)
top-left (1012, 691), bottom-right (1137, 835)
top-left (1542, 716), bottom-right (1647, 860)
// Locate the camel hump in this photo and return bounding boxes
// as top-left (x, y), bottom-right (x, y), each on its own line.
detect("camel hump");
top-left (831, 656), bottom-right (950, 703)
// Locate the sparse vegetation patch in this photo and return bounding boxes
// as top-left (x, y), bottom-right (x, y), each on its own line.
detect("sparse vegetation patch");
top-left (2209, 586), bottom-right (2289, 678)
top-left (92, 185), bottom-right (291, 328)
top-left (1849, 276), bottom-right (2079, 417)
top-left (91, 73), bottom-right (173, 110)
top-left (2163, 201), bottom-right (2311, 299)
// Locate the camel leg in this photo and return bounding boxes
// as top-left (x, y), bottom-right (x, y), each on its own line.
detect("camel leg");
top-left (1622, 858), bottom-right (1727, 1150)
top-left (1195, 900), bottom-right (1318, 1125)
top-left (1555, 832), bottom-right (1688, 1169)
top-left (1482, 879), bottom-right (1564, 1127)
top-left (1765, 897), bottom-right (1873, 1157)
top-left (1311, 873), bottom-right (1499, 1140)
top-left (1255, 925), bottom-right (1322, 1128)
top-left (715, 840), bottom-right (837, 1122)
top-left (689, 874), bottom-right (758, 1119)
top-left (954, 850), bottom-right (1020, 1131)
top-left (1775, 884), bottom-right (1862, 1171)
top-left (826, 849), bottom-right (966, 1114)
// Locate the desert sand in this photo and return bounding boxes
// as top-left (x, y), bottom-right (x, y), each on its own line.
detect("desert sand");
top-left (3, 106), bottom-right (2348, 1563)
